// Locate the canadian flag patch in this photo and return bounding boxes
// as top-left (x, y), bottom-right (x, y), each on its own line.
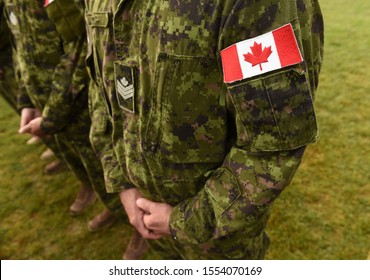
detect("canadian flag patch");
top-left (220, 24), bottom-right (303, 83)
top-left (44, 0), bottom-right (55, 7)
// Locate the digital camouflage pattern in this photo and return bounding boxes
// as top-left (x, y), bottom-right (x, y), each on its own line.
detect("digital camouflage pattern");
top-left (0, 3), bottom-right (18, 112)
top-left (2, 0), bottom-right (122, 215)
top-left (85, 0), bottom-right (324, 259)
top-left (3, 0), bottom-right (88, 136)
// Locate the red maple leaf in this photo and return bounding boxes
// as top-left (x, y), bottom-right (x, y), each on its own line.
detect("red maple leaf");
top-left (243, 42), bottom-right (273, 71)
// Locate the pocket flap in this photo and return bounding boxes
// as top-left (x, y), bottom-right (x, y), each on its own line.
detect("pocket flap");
top-left (86, 12), bottom-right (109, 28)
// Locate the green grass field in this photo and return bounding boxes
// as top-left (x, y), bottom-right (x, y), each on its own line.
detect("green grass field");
top-left (0, 0), bottom-right (369, 260)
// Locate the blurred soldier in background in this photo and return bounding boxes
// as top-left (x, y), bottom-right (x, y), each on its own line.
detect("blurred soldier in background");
top-left (1, 0), bottom-right (125, 238)
top-left (0, 5), bottom-right (65, 174)
top-left (85, 0), bottom-right (324, 259)
top-left (0, 12), bottom-right (17, 111)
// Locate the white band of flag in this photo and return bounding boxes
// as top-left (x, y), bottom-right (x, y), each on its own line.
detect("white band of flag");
top-left (44, 0), bottom-right (55, 7)
top-left (220, 24), bottom-right (303, 83)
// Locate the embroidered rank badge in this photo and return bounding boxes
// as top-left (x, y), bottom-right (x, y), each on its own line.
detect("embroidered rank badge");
top-left (114, 62), bottom-right (135, 113)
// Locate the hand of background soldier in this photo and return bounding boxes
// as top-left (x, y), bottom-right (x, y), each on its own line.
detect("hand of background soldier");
top-left (19, 108), bottom-right (41, 130)
top-left (18, 116), bottom-right (47, 137)
top-left (136, 197), bottom-right (172, 239)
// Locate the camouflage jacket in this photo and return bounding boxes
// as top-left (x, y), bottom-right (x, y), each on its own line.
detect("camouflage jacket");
top-left (0, 2), bottom-right (18, 111)
top-left (2, 0), bottom-right (89, 136)
top-left (85, 0), bottom-right (324, 245)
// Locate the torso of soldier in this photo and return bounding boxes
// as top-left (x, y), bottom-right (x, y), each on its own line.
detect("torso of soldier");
top-left (0, 8), bottom-right (18, 111)
top-left (2, 0), bottom-right (62, 110)
top-left (85, 0), bottom-right (323, 204)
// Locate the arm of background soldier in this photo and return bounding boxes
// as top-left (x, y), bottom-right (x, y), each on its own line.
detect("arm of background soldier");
top-left (168, 0), bottom-right (324, 245)
top-left (1, 16), bottom-right (40, 130)
top-left (39, 0), bottom-right (88, 135)
top-left (17, 75), bottom-right (36, 115)
top-left (0, 1), bottom-right (37, 119)
top-left (0, 12), bottom-right (19, 112)
top-left (17, 83), bottom-right (39, 130)
top-left (40, 35), bottom-right (88, 134)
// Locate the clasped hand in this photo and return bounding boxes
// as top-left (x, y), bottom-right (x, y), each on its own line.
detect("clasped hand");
top-left (18, 108), bottom-right (46, 137)
top-left (120, 188), bottom-right (172, 240)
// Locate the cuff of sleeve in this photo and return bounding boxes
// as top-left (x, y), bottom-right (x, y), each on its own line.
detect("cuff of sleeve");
top-left (40, 117), bottom-right (60, 135)
top-left (169, 204), bottom-right (185, 241)
top-left (121, 182), bottom-right (135, 191)
top-left (17, 94), bottom-right (34, 111)
top-left (108, 182), bottom-right (134, 194)
top-left (104, 163), bottom-right (135, 193)
top-left (169, 194), bottom-right (214, 245)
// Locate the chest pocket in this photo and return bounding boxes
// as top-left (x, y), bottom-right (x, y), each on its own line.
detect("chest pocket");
top-left (84, 11), bottom-right (113, 116)
top-left (85, 12), bottom-right (108, 81)
top-left (145, 53), bottom-right (228, 164)
top-left (86, 12), bottom-right (109, 28)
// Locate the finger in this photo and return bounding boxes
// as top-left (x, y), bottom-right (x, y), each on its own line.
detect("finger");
top-left (134, 216), bottom-right (153, 238)
top-left (20, 120), bottom-right (26, 129)
top-left (142, 213), bottom-right (163, 233)
top-left (20, 116), bottom-right (29, 129)
top-left (141, 228), bottom-right (165, 240)
top-left (142, 212), bottom-right (151, 229)
top-left (129, 208), bottom-right (151, 236)
top-left (19, 123), bottom-right (31, 134)
top-left (133, 210), bottom-right (163, 240)
top-left (136, 198), bottom-right (153, 214)
top-left (20, 109), bottom-right (33, 128)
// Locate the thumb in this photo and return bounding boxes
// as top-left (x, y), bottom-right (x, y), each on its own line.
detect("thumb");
top-left (19, 123), bottom-right (31, 134)
top-left (136, 198), bottom-right (153, 214)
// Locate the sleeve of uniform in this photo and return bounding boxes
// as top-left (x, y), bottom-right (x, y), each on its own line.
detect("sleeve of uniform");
top-left (16, 78), bottom-right (34, 110)
top-left (101, 148), bottom-right (135, 193)
top-left (169, 0), bottom-right (324, 244)
top-left (40, 0), bottom-right (89, 134)
top-left (40, 36), bottom-right (88, 134)
top-left (94, 132), bottom-right (134, 193)
top-left (88, 81), bottom-right (135, 193)
top-left (0, 14), bottom-right (34, 111)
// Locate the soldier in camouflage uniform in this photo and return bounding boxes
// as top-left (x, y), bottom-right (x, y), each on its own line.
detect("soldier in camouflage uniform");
top-left (2, 0), bottom-right (125, 234)
top-left (1, 6), bottom-right (63, 172)
top-left (85, 0), bottom-right (324, 259)
top-left (0, 5), bottom-right (18, 112)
